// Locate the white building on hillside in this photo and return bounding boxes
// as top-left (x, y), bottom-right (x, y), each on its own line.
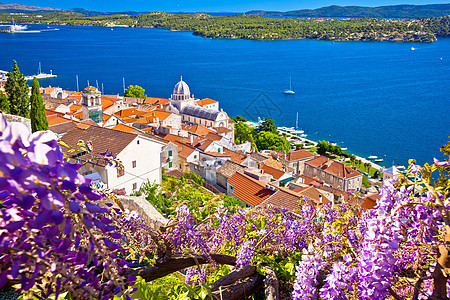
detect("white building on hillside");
top-left (61, 126), bottom-right (165, 194)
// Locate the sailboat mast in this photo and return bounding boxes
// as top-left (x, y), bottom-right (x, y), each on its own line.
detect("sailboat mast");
top-left (123, 77), bottom-right (126, 94)
top-left (76, 75), bottom-right (79, 92)
top-left (290, 76), bottom-right (292, 90)
top-left (296, 112), bottom-right (298, 129)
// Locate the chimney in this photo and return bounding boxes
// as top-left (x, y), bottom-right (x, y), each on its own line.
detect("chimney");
top-left (319, 194), bottom-right (323, 204)
top-left (190, 135), bottom-right (193, 145)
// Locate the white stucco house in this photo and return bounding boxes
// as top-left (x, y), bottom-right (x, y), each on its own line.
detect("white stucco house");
top-left (61, 126), bottom-right (165, 194)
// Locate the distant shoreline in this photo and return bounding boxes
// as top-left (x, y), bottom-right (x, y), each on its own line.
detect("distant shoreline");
top-left (0, 12), bottom-right (447, 43)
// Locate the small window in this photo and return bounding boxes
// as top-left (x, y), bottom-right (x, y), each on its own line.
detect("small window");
top-left (169, 161), bottom-right (173, 168)
top-left (218, 148), bottom-right (221, 153)
top-left (133, 183), bottom-right (137, 190)
top-left (137, 140), bottom-right (140, 144)
top-left (169, 150), bottom-right (173, 157)
top-left (194, 155), bottom-right (197, 159)
top-left (117, 168), bottom-right (125, 178)
top-left (132, 160), bottom-right (136, 168)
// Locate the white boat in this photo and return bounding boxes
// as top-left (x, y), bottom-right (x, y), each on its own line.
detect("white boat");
top-left (375, 159), bottom-right (384, 162)
top-left (411, 47), bottom-right (415, 51)
top-left (293, 130), bottom-right (304, 134)
top-left (300, 134), bottom-right (307, 137)
top-left (283, 77), bottom-right (295, 95)
top-left (368, 155), bottom-right (378, 160)
top-left (341, 147), bottom-right (348, 151)
top-left (396, 165), bottom-right (406, 170)
top-left (11, 18), bottom-right (27, 31)
top-left (24, 62), bottom-right (57, 80)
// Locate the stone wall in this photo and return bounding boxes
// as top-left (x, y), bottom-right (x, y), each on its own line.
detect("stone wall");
top-left (4, 113), bottom-right (31, 131)
top-left (115, 195), bottom-right (168, 230)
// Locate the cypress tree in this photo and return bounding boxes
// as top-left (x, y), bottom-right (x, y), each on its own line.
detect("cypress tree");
top-left (30, 77), bottom-right (48, 132)
top-left (5, 61), bottom-right (30, 117)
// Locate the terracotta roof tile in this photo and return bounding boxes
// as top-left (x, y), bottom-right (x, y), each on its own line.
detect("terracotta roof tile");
top-left (260, 188), bottom-right (302, 211)
top-left (361, 193), bottom-right (380, 210)
top-left (260, 164), bottom-right (285, 180)
top-left (114, 108), bottom-right (146, 118)
top-left (227, 172), bottom-right (276, 206)
top-left (49, 121), bottom-right (78, 135)
top-left (204, 132), bottom-right (223, 142)
top-left (112, 124), bottom-right (137, 133)
top-left (173, 141), bottom-right (197, 159)
top-left (196, 98), bottom-right (218, 106)
top-left (261, 158), bottom-right (283, 170)
top-left (223, 147), bottom-right (247, 164)
top-left (285, 149), bottom-right (316, 161)
top-left (142, 109), bottom-right (172, 122)
top-left (182, 123), bottom-right (215, 136)
top-left (217, 160), bottom-right (246, 178)
top-left (47, 115), bottom-right (72, 126)
top-left (60, 126), bottom-right (137, 158)
top-left (214, 126), bottom-right (232, 134)
top-left (144, 97), bottom-right (170, 106)
top-left (196, 139), bottom-right (214, 151)
top-left (306, 156), bottom-right (362, 179)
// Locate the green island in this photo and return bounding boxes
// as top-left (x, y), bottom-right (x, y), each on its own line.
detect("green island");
top-left (0, 11), bottom-right (449, 42)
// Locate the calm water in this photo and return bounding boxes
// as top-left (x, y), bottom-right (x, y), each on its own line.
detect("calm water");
top-left (1, 24), bottom-right (449, 167)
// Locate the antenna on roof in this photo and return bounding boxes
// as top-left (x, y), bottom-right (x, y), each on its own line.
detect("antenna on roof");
top-left (76, 75), bottom-right (79, 92)
top-left (123, 77), bottom-right (126, 95)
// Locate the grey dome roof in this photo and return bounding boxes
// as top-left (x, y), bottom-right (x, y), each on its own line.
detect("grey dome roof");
top-left (173, 79), bottom-right (190, 95)
top-left (182, 106), bottom-right (221, 121)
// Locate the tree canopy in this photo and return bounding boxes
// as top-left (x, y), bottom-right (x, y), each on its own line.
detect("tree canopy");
top-left (255, 130), bottom-right (290, 152)
top-left (257, 116), bottom-right (278, 134)
top-left (30, 77), bottom-right (49, 132)
top-left (5, 61), bottom-right (29, 118)
top-left (124, 85), bottom-right (147, 98)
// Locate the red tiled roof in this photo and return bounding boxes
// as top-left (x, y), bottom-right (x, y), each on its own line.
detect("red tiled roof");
top-left (361, 193), bottom-right (380, 210)
top-left (61, 126), bottom-right (137, 159)
top-left (306, 156), bottom-right (362, 179)
top-left (260, 188), bottom-right (302, 211)
top-left (286, 149), bottom-right (316, 161)
top-left (196, 98), bottom-right (218, 106)
top-left (260, 164), bottom-right (285, 180)
top-left (182, 123), bottom-right (215, 136)
top-left (261, 158), bottom-right (283, 170)
top-left (204, 132), bottom-right (223, 142)
top-left (173, 141), bottom-right (197, 159)
top-left (214, 126), bottom-right (232, 134)
top-left (196, 139), bottom-right (214, 151)
top-left (112, 124), bottom-right (137, 133)
top-left (144, 97), bottom-right (170, 106)
top-left (223, 147), bottom-right (247, 164)
top-left (227, 172), bottom-right (275, 206)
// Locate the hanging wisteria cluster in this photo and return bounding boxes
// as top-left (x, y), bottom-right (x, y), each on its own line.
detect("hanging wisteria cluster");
top-left (0, 117), bottom-right (139, 299)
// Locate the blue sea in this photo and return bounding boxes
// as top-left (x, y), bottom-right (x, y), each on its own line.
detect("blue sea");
top-left (1, 24), bottom-right (449, 167)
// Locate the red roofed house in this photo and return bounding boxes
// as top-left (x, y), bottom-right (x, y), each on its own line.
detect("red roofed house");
top-left (227, 172), bottom-right (277, 207)
top-left (304, 156), bottom-right (363, 192)
top-left (61, 126), bottom-right (166, 194)
top-left (273, 149), bottom-right (316, 175)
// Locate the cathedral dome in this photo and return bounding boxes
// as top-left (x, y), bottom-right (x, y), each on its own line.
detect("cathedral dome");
top-left (173, 78), bottom-right (190, 96)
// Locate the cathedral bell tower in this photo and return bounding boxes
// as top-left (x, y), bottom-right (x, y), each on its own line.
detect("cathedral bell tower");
top-left (81, 86), bottom-right (103, 123)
